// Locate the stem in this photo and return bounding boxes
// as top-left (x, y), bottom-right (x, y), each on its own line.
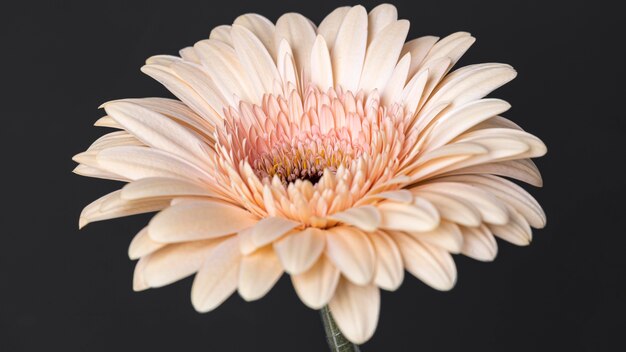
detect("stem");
top-left (320, 306), bottom-right (361, 352)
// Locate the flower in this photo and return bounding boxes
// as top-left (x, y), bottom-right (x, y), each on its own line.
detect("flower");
top-left (73, 3), bottom-right (546, 344)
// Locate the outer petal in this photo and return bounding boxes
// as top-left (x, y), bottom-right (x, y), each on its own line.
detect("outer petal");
top-left (292, 256), bottom-right (340, 309)
top-left (328, 279), bottom-right (380, 345)
top-left (238, 246), bottom-right (283, 301)
top-left (325, 227), bottom-right (376, 285)
top-left (274, 227), bottom-right (326, 274)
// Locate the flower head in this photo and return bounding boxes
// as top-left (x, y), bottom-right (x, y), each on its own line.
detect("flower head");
top-left (74, 4), bottom-right (546, 344)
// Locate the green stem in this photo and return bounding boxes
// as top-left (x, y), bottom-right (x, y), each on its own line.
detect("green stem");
top-left (320, 306), bottom-right (361, 352)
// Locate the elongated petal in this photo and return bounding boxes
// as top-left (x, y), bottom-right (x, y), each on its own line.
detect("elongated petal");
top-left (370, 231), bottom-right (404, 291)
top-left (274, 227), bottom-right (326, 274)
top-left (327, 205), bottom-right (381, 232)
top-left (292, 256), bottom-right (340, 309)
top-left (393, 232), bottom-right (457, 291)
top-left (378, 201), bottom-right (439, 232)
top-left (139, 238), bottom-right (222, 288)
top-left (460, 225), bottom-right (498, 261)
top-left (238, 246), bottom-right (283, 301)
top-left (331, 5), bottom-right (368, 92)
top-left (326, 227), bottom-right (376, 285)
top-left (121, 177), bottom-right (214, 201)
top-left (328, 279), bottom-right (380, 345)
top-left (191, 236), bottom-right (241, 312)
top-left (251, 217), bottom-right (301, 247)
top-left (128, 227), bottom-right (166, 260)
top-left (148, 200), bottom-right (257, 243)
top-left (310, 35), bottom-right (334, 90)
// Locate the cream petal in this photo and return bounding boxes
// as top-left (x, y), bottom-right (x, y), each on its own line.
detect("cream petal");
top-left (179, 46), bottom-right (200, 63)
top-left (140, 64), bottom-right (222, 125)
top-left (104, 101), bottom-right (212, 161)
top-left (132, 257), bottom-right (151, 292)
top-left (460, 225), bottom-right (498, 261)
top-left (251, 217), bottom-right (301, 247)
top-left (168, 61), bottom-right (230, 115)
top-left (393, 232), bottom-right (457, 291)
top-left (359, 20), bottom-right (409, 93)
top-left (328, 279), bottom-right (380, 345)
top-left (231, 24), bottom-right (281, 97)
top-left (292, 255), bottom-right (340, 309)
top-left (327, 205), bottom-right (381, 232)
top-left (489, 205), bottom-right (533, 246)
top-left (325, 227), bottom-right (376, 285)
top-left (128, 227), bottom-right (166, 260)
top-left (310, 35), bottom-right (334, 90)
top-left (238, 246), bottom-right (283, 301)
top-left (424, 99), bottom-right (512, 151)
top-left (233, 13), bottom-right (276, 58)
top-left (96, 146), bottom-right (213, 183)
top-left (367, 3), bottom-right (398, 43)
top-left (401, 69), bottom-right (428, 114)
top-left (406, 221), bottom-right (464, 253)
top-left (425, 63), bottom-right (517, 112)
top-left (79, 190), bottom-right (168, 229)
top-left (148, 200), bottom-right (257, 243)
top-left (331, 5), bottom-right (368, 92)
top-left (275, 13), bottom-right (317, 83)
top-left (401, 36), bottom-right (440, 78)
top-left (417, 182), bottom-right (510, 225)
top-left (381, 53), bottom-right (411, 106)
top-left (413, 190), bottom-right (481, 227)
top-left (317, 6), bottom-right (351, 49)
top-left (72, 164), bottom-right (128, 182)
top-left (140, 238), bottom-right (222, 288)
top-left (370, 231), bottom-right (404, 291)
top-left (274, 227), bottom-right (326, 274)
top-left (441, 159), bottom-right (543, 187)
top-left (121, 177), bottom-right (215, 201)
top-left (442, 175), bottom-right (546, 228)
top-left (420, 31), bottom-right (475, 69)
top-left (94, 115), bottom-right (122, 129)
top-left (378, 201), bottom-right (439, 232)
top-left (209, 25), bottom-right (232, 44)
top-left (191, 236), bottom-right (241, 312)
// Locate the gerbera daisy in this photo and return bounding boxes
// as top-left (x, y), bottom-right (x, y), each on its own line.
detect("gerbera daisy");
top-left (73, 3), bottom-right (546, 346)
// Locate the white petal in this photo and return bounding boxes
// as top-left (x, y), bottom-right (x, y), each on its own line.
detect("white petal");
top-left (139, 238), bottom-right (222, 288)
top-left (401, 36), bottom-right (440, 78)
top-left (252, 217), bottom-right (301, 247)
top-left (310, 35), bottom-right (334, 90)
top-left (231, 25), bottom-right (281, 97)
top-left (359, 20), bottom-right (409, 93)
top-left (317, 6), bottom-right (351, 49)
top-left (393, 232), bottom-right (457, 291)
top-left (407, 220), bottom-right (464, 253)
top-left (414, 190), bottom-right (481, 227)
top-left (328, 279), bottom-right (380, 345)
top-left (96, 146), bottom-right (213, 183)
top-left (128, 227), bottom-right (166, 260)
top-left (275, 13), bottom-right (317, 83)
top-left (274, 227), bottom-right (326, 274)
top-left (148, 200), bottom-right (258, 243)
top-left (292, 255), bottom-right (340, 309)
top-left (325, 227), bottom-right (375, 285)
top-left (460, 225), bottom-right (498, 261)
top-left (489, 205), bottom-right (533, 246)
top-left (424, 99), bottom-right (512, 151)
top-left (121, 177), bottom-right (214, 201)
top-left (367, 4), bottom-right (398, 43)
top-left (327, 205), bottom-right (381, 232)
top-left (378, 201), bottom-right (439, 232)
top-left (331, 5), bottom-right (368, 92)
top-left (79, 190), bottom-right (168, 229)
top-left (233, 13), bottom-right (276, 58)
top-left (191, 236), bottom-right (241, 312)
top-left (381, 53), bottom-right (411, 106)
top-left (370, 231), bottom-right (404, 291)
top-left (238, 246), bottom-right (283, 301)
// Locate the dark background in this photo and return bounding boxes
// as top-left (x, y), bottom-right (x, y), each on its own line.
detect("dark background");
top-left (2, 0), bottom-right (624, 351)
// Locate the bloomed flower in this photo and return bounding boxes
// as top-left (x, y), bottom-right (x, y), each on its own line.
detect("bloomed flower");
top-left (74, 3), bottom-right (546, 344)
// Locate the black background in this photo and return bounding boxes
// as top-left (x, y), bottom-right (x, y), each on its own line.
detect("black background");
top-left (2, 0), bottom-right (624, 351)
